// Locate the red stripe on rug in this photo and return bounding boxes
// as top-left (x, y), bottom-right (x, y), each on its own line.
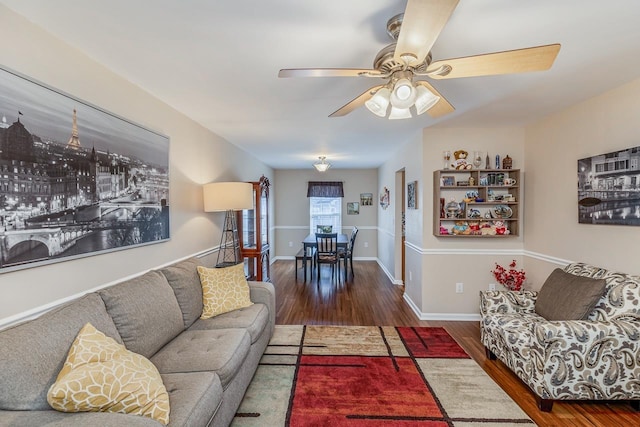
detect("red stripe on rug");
top-left (397, 327), bottom-right (470, 359)
top-left (289, 355), bottom-right (446, 426)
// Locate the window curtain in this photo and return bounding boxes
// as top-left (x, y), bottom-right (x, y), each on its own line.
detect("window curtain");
top-left (307, 181), bottom-right (344, 198)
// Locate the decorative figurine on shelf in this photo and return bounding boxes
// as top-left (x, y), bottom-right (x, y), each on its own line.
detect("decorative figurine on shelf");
top-left (481, 222), bottom-right (496, 235)
top-left (443, 151), bottom-right (451, 170)
top-left (445, 198), bottom-right (461, 218)
top-left (473, 151), bottom-right (483, 169)
top-left (439, 225), bottom-right (449, 235)
top-left (451, 150), bottom-right (473, 170)
top-left (468, 220), bottom-right (481, 235)
top-left (494, 220), bottom-right (510, 235)
top-left (485, 153), bottom-right (491, 169)
top-left (452, 221), bottom-right (470, 235)
top-left (495, 154), bottom-right (500, 169)
top-left (502, 155), bottom-right (513, 170)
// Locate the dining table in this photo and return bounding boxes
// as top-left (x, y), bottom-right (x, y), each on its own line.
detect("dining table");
top-left (301, 233), bottom-right (349, 282)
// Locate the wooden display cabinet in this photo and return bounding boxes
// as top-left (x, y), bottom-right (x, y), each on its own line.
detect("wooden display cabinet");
top-left (237, 175), bottom-right (270, 281)
top-left (434, 169), bottom-right (521, 237)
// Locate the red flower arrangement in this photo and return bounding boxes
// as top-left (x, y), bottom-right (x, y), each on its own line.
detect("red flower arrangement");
top-left (491, 260), bottom-right (526, 291)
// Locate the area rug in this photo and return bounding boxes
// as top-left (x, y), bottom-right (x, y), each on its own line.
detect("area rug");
top-left (231, 325), bottom-right (534, 426)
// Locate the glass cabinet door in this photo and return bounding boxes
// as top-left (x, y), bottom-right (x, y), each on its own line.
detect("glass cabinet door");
top-left (237, 175), bottom-right (270, 281)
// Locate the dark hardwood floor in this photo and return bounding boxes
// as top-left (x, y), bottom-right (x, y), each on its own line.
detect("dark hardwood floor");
top-left (272, 259), bottom-right (639, 427)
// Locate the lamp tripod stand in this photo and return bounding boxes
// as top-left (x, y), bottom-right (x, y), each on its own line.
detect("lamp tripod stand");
top-left (216, 209), bottom-right (242, 267)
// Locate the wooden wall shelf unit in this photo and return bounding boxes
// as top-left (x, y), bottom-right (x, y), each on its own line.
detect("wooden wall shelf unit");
top-left (237, 175), bottom-right (270, 281)
top-left (434, 169), bottom-right (520, 238)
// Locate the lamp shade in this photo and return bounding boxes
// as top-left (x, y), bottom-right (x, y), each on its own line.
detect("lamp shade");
top-left (388, 106), bottom-right (412, 120)
top-left (365, 87), bottom-right (391, 117)
top-left (414, 85), bottom-right (440, 115)
top-left (203, 182), bottom-right (254, 212)
top-left (389, 78), bottom-right (417, 109)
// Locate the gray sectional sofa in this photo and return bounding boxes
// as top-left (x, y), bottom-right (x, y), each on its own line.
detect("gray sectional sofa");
top-left (0, 257), bottom-right (275, 426)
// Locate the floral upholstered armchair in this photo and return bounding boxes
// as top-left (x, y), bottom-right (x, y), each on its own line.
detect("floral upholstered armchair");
top-left (480, 262), bottom-right (640, 412)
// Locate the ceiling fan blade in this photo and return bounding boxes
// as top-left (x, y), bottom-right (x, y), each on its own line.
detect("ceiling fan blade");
top-left (279, 68), bottom-right (383, 78)
top-left (329, 85), bottom-right (384, 117)
top-left (426, 44), bottom-right (561, 79)
top-left (394, 0), bottom-right (459, 67)
top-left (414, 81), bottom-right (455, 118)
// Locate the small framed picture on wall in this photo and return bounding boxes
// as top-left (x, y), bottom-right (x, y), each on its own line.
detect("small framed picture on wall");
top-left (407, 181), bottom-right (418, 209)
top-left (347, 202), bottom-right (360, 215)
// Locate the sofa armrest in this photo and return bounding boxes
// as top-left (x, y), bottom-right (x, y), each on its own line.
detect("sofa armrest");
top-left (528, 319), bottom-right (640, 399)
top-left (248, 281), bottom-right (275, 327)
top-left (479, 290), bottom-right (538, 316)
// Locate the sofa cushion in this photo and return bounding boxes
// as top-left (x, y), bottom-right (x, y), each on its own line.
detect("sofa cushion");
top-left (197, 264), bottom-right (253, 318)
top-left (564, 262), bottom-right (640, 322)
top-left (189, 303), bottom-right (269, 344)
top-left (161, 372), bottom-right (222, 427)
top-left (159, 257), bottom-right (205, 329)
top-left (150, 329), bottom-right (251, 389)
top-left (99, 271), bottom-right (184, 358)
top-left (0, 293), bottom-right (123, 411)
top-left (47, 323), bottom-right (170, 425)
top-left (535, 268), bottom-right (607, 321)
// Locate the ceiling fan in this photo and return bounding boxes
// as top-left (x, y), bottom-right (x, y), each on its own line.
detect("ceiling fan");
top-left (278, 0), bottom-right (560, 120)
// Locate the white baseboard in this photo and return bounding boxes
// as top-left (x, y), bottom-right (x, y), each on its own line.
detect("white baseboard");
top-left (403, 293), bottom-right (481, 321)
top-left (376, 259), bottom-right (403, 285)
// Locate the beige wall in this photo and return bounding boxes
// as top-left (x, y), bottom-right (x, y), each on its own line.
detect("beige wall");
top-left (382, 78), bottom-right (640, 319)
top-left (273, 169), bottom-right (378, 259)
top-left (524, 76), bottom-right (640, 280)
top-left (379, 127), bottom-right (526, 318)
top-left (378, 132), bottom-right (423, 287)
top-left (0, 5), bottom-right (272, 324)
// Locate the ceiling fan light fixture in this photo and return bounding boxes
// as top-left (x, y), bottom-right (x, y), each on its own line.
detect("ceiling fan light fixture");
top-left (313, 156), bottom-right (331, 172)
top-left (388, 106), bottom-right (412, 120)
top-left (365, 87), bottom-right (391, 117)
top-left (390, 78), bottom-right (417, 109)
top-left (414, 85), bottom-right (441, 115)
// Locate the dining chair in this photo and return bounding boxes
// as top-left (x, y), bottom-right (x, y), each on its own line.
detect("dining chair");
top-left (339, 226), bottom-right (358, 279)
top-left (315, 233), bottom-right (339, 281)
top-left (294, 246), bottom-right (315, 280)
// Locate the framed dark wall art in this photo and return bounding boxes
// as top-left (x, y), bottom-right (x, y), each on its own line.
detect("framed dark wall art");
top-left (360, 193), bottom-right (373, 206)
top-left (578, 146), bottom-right (640, 226)
top-left (0, 67), bottom-right (170, 272)
top-left (407, 180), bottom-right (418, 209)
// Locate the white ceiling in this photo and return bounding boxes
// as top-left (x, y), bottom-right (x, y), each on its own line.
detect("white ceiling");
top-left (3, 0), bottom-right (640, 169)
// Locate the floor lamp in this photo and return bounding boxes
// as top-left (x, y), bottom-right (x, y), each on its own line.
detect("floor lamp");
top-left (203, 182), bottom-right (254, 268)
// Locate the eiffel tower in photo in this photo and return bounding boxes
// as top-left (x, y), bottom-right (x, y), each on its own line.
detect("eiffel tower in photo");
top-left (66, 108), bottom-right (81, 150)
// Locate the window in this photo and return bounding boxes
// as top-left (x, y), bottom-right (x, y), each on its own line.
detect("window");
top-left (310, 197), bottom-right (341, 234)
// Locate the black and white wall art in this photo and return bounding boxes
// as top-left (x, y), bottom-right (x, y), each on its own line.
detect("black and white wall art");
top-left (578, 147), bottom-right (640, 225)
top-left (0, 67), bottom-right (170, 272)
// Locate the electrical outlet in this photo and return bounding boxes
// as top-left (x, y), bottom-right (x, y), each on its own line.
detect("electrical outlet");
top-left (288, 241), bottom-right (293, 247)
top-left (409, 271), bottom-right (412, 281)
top-left (364, 242), bottom-right (369, 248)
top-left (489, 283), bottom-right (496, 291)
top-left (456, 282), bottom-right (463, 293)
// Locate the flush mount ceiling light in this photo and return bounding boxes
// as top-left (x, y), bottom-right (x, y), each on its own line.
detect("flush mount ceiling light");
top-left (313, 156), bottom-right (331, 172)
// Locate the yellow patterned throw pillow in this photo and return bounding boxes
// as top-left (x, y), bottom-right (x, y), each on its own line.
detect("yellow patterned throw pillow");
top-left (47, 323), bottom-right (170, 425)
top-left (197, 263), bottom-right (253, 319)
